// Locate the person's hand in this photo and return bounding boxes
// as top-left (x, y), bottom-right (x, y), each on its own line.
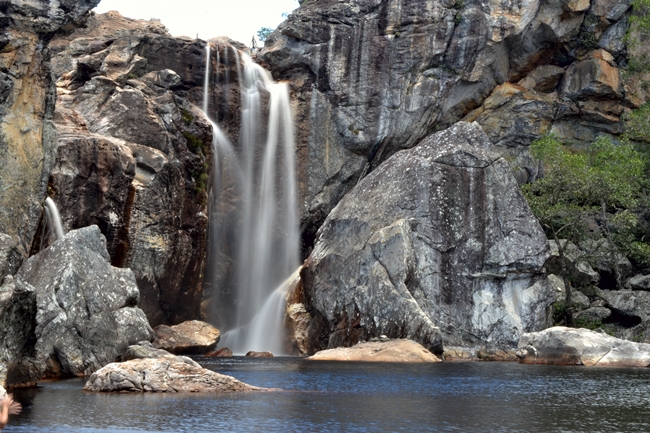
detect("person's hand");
top-left (4, 394), bottom-right (21, 415)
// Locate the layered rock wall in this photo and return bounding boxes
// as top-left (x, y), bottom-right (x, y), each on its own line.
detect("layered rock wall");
top-left (0, 0), bottom-right (100, 262)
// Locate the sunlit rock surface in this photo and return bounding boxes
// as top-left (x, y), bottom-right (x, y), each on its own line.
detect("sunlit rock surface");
top-left (517, 327), bottom-right (650, 367)
top-left (83, 357), bottom-right (266, 393)
top-left (6, 226), bottom-right (153, 386)
top-left (308, 339), bottom-right (441, 362)
top-left (153, 320), bottom-right (221, 355)
top-left (301, 122), bottom-right (553, 354)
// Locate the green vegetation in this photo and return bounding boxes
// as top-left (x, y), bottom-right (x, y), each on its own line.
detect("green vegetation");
top-left (523, 134), bottom-right (649, 324)
top-left (183, 131), bottom-right (208, 154)
top-left (181, 109), bottom-right (195, 125)
top-left (257, 27), bottom-right (273, 42)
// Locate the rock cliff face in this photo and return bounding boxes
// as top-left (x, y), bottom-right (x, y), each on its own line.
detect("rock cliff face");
top-left (44, 12), bottom-right (242, 325)
top-left (0, 0), bottom-right (100, 264)
top-left (260, 0), bottom-right (637, 239)
top-left (300, 122), bottom-right (554, 354)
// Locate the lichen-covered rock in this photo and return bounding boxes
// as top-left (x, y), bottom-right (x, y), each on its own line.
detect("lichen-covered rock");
top-left (0, 0), bottom-right (99, 261)
top-left (11, 226), bottom-right (153, 384)
top-left (301, 122), bottom-right (553, 354)
top-left (153, 320), bottom-right (221, 355)
top-left (599, 290), bottom-right (650, 323)
top-left (517, 326), bottom-right (650, 367)
top-left (308, 339), bottom-right (441, 362)
top-left (83, 358), bottom-right (266, 393)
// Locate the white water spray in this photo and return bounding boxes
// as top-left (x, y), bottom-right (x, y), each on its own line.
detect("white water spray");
top-left (44, 197), bottom-right (65, 241)
top-left (203, 43), bottom-right (299, 355)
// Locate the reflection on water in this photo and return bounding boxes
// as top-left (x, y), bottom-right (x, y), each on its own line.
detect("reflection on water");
top-left (8, 358), bottom-right (650, 432)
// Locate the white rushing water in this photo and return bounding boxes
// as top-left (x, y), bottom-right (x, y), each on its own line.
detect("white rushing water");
top-left (44, 197), bottom-right (65, 242)
top-left (204, 44), bottom-right (299, 355)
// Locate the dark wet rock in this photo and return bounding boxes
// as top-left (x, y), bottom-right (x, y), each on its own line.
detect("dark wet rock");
top-left (518, 65), bottom-right (566, 93)
top-left (308, 339), bottom-right (441, 362)
top-left (517, 326), bottom-right (650, 367)
top-left (301, 122), bottom-right (553, 354)
top-left (0, 235), bottom-right (21, 281)
top-left (205, 347), bottom-right (233, 357)
top-left (245, 351), bottom-right (274, 358)
top-left (9, 226), bottom-right (153, 385)
top-left (83, 358), bottom-right (266, 393)
top-left (153, 321), bottom-right (221, 355)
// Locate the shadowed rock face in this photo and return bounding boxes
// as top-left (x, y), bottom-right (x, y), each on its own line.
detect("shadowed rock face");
top-left (300, 122), bottom-right (553, 354)
top-left (0, 0), bottom-right (99, 261)
top-left (46, 12), bottom-right (245, 326)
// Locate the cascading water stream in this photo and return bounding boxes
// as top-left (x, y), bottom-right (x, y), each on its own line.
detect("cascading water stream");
top-left (44, 197), bottom-right (65, 242)
top-left (203, 43), bottom-right (299, 355)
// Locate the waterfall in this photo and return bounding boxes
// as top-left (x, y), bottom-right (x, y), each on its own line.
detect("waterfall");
top-left (204, 43), bottom-right (299, 355)
top-left (44, 197), bottom-right (65, 241)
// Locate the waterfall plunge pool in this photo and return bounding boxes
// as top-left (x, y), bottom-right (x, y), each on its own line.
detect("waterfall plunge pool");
top-left (8, 357), bottom-right (650, 432)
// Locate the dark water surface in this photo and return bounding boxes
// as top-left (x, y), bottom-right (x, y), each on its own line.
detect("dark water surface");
top-left (8, 357), bottom-right (650, 432)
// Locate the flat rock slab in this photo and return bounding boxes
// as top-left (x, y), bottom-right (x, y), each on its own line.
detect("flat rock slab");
top-left (153, 320), bottom-right (220, 355)
top-left (307, 339), bottom-right (441, 362)
top-left (83, 358), bottom-right (268, 393)
top-left (517, 327), bottom-right (650, 367)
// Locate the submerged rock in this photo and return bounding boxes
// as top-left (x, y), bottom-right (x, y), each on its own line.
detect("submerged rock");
top-left (308, 339), bottom-right (440, 362)
top-left (7, 226), bottom-right (153, 385)
top-left (245, 351), bottom-right (274, 358)
top-left (517, 327), bottom-right (650, 367)
top-left (153, 320), bottom-right (221, 355)
top-left (83, 358), bottom-right (266, 393)
top-left (301, 122), bottom-right (553, 354)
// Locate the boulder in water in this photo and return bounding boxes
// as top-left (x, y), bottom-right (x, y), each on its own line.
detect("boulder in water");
top-left (10, 226), bottom-right (153, 384)
top-left (205, 347), bottom-right (233, 357)
top-left (83, 358), bottom-right (267, 393)
top-left (245, 351), bottom-right (274, 358)
top-left (153, 320), bottom-right (220, 355)
top-left (308, 339), bottom-right (441, 363)
top-left (516, 326), bottom-right (650, 367)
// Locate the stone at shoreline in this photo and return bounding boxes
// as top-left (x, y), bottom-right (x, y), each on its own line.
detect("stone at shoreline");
top-left (516, 327), bottom-right (650, 367)
top-left (153, 320), bottom-right (220, 355)
top-left (308, 340), bottom-right (441, 363)
top-left (443, 346), bottom-right (517, 361)
top-left (120, 343), bottom-right (200, 368)
top-left (83, 358), bottom-right (267, 393)
top-left (246, 352), bottom-right (274, 358)
top-left (205, 348), bottom-right (233, 357)
top-left (9, 226), bottom-right (153, 385)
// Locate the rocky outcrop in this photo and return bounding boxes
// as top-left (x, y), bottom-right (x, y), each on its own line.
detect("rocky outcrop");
top-left (300, 122), bottom-right (554, 354)
top-left (153, 320), bottom-right (221, 355)
top-left (308, 339), bottom-right (441, 362)
top-left (0, 0), bottom-right (99, 264)
top-left (1, 226), bottom-right (153, 387)
top-left (46, 12), bottom-right (234, 326)
top-left (260, 0), bottom-right (636, 242)
top-left (517, 326), bottom-right (650, 367)
top-left (83, 357), bottom-right (266, 392)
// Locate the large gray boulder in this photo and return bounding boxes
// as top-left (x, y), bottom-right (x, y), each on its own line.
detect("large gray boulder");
top-left (83, 358), bottom-right (267, 393)
top-left (301, 122), bottom-right (553, 354)
top-left (517, 326), bottom-right (650, 367)
top-left (9, 226), bottom-right (153, 385)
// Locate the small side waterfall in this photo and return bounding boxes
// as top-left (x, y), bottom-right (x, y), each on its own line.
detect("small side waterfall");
top-left (204, 44), bottom-right (299, 355)
top-left (44, 197), bottom-right (65, 242)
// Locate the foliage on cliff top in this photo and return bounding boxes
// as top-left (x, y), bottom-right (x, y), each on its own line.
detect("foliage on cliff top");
top-left (522, 135), bottom-right (650, 265)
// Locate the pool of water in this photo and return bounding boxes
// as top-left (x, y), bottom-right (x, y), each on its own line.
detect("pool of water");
top-left (7, 357), bottom-right (650, 432)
